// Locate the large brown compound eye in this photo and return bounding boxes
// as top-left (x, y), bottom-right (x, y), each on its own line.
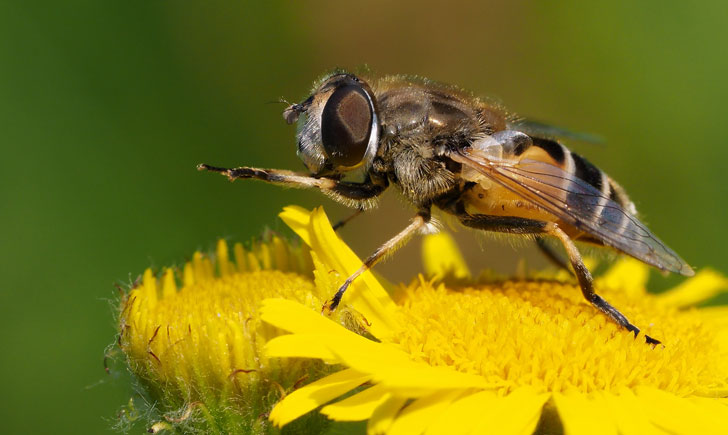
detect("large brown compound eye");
top-left (321, 84), bottom-right (373, 167)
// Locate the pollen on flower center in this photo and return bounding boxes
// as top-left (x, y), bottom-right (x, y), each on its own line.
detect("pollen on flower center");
top-left (393, 277), bottom-right (721, 396)
top-left (118, 238), bottom-right (330, 420)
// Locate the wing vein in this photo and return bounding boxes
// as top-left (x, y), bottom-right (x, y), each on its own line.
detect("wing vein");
top-left (450, 149), bottom-right (689, 274)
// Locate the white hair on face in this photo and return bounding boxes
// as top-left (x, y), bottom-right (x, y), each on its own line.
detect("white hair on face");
top-left (296, 110), bottom-right (327, 174)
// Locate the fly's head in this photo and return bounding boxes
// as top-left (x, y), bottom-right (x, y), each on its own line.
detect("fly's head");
top-left (284, 73), bottom-right (380, 176)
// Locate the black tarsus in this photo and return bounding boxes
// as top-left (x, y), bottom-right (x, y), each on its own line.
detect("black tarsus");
top-left (326, 276), bottom-right (353, 312)
top-left (197, 163), bottom-right (228, 173)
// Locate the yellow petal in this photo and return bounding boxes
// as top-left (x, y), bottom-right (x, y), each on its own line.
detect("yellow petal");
top-left (717, 329), bottom-right (728, 355)
top-left (268, 368), bottom-right (370, 427)
top-left (697, 305), bottom-right (728, 354)
top-left (321, 385), bottom-right (391, 421)
top-left (425, 390), bottom-right (497, 435)
top-left (264, 334), bottom-right (338, 362)
top-left (259, 298), bottom-right (350, 337)
top-left (470, 388), bottom-right (550, 435)
top-left (141, 268), bottom-right (157, 306)
top-left (367, 396), bottom-right (408, 434)
top-left (635, 386), bottom-right (728, 435)
top-left (657, 269), bottom-right (728, 308)
top-left (309, 207), bottom-right (397, 324)
top-left (261, 299), bottom-right (409, 366)
top-left (388, 390), bottom-right (463, 435)
top-left (422, 232), bottom-right (471, 280)
top-left (599, 389), bottom-right (662, 435)
top-left (329, 345), bottom-right (490, 396)
top-left (277, 205), bottom-right (315, 245)
top-left (279, 206), bottom-right (399, 339)
top-left (598, 258), bottom-right (650, 298)
top-left (697, 305), bottom-right (728, 324)
top-left (161, 268), bottom-right (177, 298)
top-left (553, 392), bottom-right (618, 435)
top-left (371, 366), bottom-right (490, 397)
top-left (216, 239), bottom-right (231, 276)
top-left (688, 397), bottom-right (728, 427)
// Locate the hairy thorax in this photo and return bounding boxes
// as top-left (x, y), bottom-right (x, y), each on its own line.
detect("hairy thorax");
top-left (372, 78), bottom-right (507, 207)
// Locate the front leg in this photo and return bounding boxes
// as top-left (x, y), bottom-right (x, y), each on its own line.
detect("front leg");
top-left (198, 164), bottom-right (387, 208)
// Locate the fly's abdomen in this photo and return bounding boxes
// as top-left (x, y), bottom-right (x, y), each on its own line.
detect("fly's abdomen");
top-left (514, 139), bottom-right (640, 237)
top-left (512, 137), bottom-right (635, 210)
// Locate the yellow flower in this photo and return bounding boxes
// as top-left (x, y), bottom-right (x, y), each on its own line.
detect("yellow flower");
top-left (263, 207), bottom-right (728, 435)
top-left (118, 235), bottom-right (349, 433)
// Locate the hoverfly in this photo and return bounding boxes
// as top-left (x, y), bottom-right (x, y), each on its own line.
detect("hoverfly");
top-left (199, 71), bottom-right (694, 344)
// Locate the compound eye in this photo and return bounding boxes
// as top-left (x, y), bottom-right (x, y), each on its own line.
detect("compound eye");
top-left (321, 84), bottom-right (373, 167)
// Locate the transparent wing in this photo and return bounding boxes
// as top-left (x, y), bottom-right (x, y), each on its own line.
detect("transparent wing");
top-left (450, 148), bottom-right (694, 276)
top-left (507, 119), bottom-right (605, 145)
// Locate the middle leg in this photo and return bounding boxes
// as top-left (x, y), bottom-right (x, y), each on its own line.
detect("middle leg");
top-left (325, 209), bottom-right (431, 312)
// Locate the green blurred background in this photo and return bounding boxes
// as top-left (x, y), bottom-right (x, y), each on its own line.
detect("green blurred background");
top-left (1, 1), bottom-right (726, 433)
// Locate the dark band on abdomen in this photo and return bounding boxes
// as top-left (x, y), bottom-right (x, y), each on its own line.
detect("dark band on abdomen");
top-left (532, 137), bottom-right (566, 164)
top-left (571, 152), bottom-right (602, 191)
top-left (609, 183), bottom-right (620, 203)
top-left (607, 180), bottom-right (632, 212)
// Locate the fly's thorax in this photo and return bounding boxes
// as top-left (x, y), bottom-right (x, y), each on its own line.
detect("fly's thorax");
top-left (388, 145), bottom-right (458, 207)
top-left (376, 85), bottom-right (482, 138)
top-left (290, 73), bottom-right (380, 176)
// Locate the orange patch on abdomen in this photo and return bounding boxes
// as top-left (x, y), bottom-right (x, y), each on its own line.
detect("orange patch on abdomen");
top-left (463, 183), bottom-right (557, 222)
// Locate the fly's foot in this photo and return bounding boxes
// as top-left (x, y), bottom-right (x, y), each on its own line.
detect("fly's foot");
top-left (625, 323), bottom-right (662, 346)
top-left (321, 299), bottom-right (337, 316)
top-left (197, 163), bottom-right (227, 173)
top-left (321, 280), bottom-right (351, 315)
top-left (645, 334), bottom-right (662, 346)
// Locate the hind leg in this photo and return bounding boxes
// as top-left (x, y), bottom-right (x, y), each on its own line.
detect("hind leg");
top-left (458, 212), bottom-right (660, 344)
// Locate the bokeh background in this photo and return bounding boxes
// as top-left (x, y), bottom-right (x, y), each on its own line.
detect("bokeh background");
top-left (2, 1), bottom-right (726, 433)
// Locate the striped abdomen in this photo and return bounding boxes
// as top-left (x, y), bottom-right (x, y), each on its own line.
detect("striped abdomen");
top-left (457, 129), bottom-right (691, 275)
top-left (514, 137), bottom-right (639, 233)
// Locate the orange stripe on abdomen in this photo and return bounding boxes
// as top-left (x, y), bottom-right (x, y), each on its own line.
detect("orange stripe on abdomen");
top-left (519, 139), bottom-right (570, 170)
